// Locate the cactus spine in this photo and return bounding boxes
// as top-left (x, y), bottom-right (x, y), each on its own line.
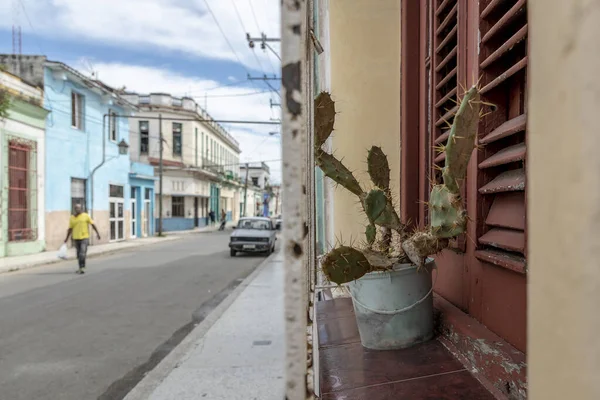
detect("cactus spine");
top-left (315, 86), bottom-right (485, 283)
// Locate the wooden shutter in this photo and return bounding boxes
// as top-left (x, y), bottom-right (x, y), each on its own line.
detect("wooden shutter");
top-left (475, 0), bottom-right (528, 273)
top-left (431, 0), bottom-right (465, 250)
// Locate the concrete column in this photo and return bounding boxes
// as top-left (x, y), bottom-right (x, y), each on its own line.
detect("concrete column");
top-left (528, 1), bottom-right (600, 398)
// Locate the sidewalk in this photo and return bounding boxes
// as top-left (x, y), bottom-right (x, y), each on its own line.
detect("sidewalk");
top-left (0, 222), bottom-right (233, 275)
top-left (125, 251), bottom-right (285, 400)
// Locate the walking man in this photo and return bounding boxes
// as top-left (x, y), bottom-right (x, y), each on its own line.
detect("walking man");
top-left (219, 209), bottom-right (227, 231)
top-left (64, 204), bottom-right (101, 274)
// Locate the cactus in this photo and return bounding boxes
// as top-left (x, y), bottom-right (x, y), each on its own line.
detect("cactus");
top-left (315, 92), bottom-right (336, 148)
top-left (315, 85), bottom-right (486, 282)
top-left (321, 246), bottom-right (374, 285)
top-left (367, 146), bottom-right (391, 194)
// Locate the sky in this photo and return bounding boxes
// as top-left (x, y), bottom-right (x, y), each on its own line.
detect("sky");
top-left (0, 0), bottom-right (282, 182)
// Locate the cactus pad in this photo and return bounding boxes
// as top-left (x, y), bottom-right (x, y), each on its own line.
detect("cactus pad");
top-left (429, 184), bottom-right (467, 238)
top-left (367, 146), bottom-right (390, 193)
top-left (365, 189), bottom-right (387, 222)
top-left (316, 150), bottom-right (364, 197)
top-left (365, 224), bottom-right (376, 245)
top-left (321, 246), bottom-right (374, 284)
top-left (402, 231), bottom-right (449, 268)
top-left (315, 92), bottom-right (336, 148)
top-left (443, 85), bottom-right (480, 194)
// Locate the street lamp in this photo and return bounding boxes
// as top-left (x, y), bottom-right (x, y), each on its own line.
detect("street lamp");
top-left (118, 139), bottom-right (129, 155)
top-left (269, 131), bottom-right (280, 136)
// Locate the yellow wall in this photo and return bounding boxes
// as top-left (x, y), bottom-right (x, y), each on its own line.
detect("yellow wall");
top-left (329, 0), bottom-right (401, 241)
top-left (528, 0), bottom-right (600, 398)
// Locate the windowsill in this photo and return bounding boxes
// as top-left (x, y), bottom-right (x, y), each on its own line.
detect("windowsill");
top-left (71, 126), bottom-right (84, 131)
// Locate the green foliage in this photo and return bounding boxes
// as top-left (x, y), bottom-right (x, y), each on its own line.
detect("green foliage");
top-left (0, 89), bottom-right (10, 120)
top-left (321, 246), bottom-right (374, 285)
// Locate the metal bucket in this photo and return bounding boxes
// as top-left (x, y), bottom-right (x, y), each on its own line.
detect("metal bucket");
top-left (348, 259), bottom-right (436, 350)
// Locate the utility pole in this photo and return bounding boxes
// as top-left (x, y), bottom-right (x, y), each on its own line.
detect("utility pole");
top-left (242, 163), bottom-right (250, 217)
top-left (158, 114), bottom-right (164, 236)
top-left (270, 99), bottom-right (281, 109)
top-left (247, 74), bottom-right (282, 98)
top-left (246, 33), bottom-right (281, 61)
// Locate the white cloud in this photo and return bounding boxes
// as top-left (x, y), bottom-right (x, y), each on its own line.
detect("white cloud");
top-left (84, 61), bottom-right (282, 182)
top-left (6, 0), bottom-right (281, 73)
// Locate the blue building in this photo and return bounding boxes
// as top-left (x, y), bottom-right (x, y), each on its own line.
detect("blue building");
top-left (0, 55), bottom-right (139, 250)
top-left (129, 162), bottom-right (156, 237)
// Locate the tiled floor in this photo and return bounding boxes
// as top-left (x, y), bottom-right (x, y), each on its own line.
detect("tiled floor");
top-left (317, 298), bottom-right (496, 400)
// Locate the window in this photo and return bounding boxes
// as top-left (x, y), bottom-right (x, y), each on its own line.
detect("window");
top-left (109, 184), bottom-right (124, 198)
top-left (252, 177), bottom-right (259, 186)
top-left (172, 196), bottom-right (184, 217)
top-left (71, 178), bottom-right (86, 213)
top-left (8, 140), bottom-right (36, 241)
top-left (140, 121), bottom-right (149, 154)
top-left (71, 91), bottom-right (84, 129)
top-left (195, 128), bottom-right (199, 166)
top-left (173, 123), bottom-right (182, 156)
top-left (201, 132), bottom-right (205, 165)
top-left (145, 188), bottom-right (151, 200)
top-left (108, 110), bottom-right (117, 142)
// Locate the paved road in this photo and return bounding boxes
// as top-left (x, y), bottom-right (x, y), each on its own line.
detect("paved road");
top-left (0, 231), bottom-right (270, 400)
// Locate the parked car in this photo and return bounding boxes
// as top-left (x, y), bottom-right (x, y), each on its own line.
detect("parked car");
top-left (229, 217), bottom-right (277, 257)
top-left (275, 215), bottom-right (282, 230)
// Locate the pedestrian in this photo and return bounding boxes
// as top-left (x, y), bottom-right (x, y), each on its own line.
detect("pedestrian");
top-left (219, 209), bottom-right (227, 231)
top-left (64, 203), bottom-right (101, 274)
top-left (209, 210), bottom-right (215, 225)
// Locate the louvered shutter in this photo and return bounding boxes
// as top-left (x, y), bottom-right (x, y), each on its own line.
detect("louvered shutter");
top-left (476, 0), bottom-right (528, 273)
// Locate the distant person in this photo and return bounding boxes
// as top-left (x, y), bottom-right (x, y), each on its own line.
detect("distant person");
top-left (219, 209), bottom-right (227, 231)
top-left (209, 210), bottom-right (215, 225)
top-left (64, 204), bottom-right (101, 274)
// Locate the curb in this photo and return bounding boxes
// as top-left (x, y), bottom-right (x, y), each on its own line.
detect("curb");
top-left (0, 236), bottom-right (182, 275)
top-left (123, 251), bottom-right (280, 400)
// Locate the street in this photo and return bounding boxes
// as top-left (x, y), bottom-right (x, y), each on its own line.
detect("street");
top-left (0, 231), bottom-right (269, 400)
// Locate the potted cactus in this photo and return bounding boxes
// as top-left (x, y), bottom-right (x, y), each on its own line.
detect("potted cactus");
top-left (315, 85), bottom-right (484, 350)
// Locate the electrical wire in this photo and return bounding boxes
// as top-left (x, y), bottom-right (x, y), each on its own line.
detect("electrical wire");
top-left (247, 0), bottom-right (278, 76)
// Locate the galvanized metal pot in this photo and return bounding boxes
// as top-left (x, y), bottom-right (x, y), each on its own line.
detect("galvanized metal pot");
top-left (348, 258), bottom-right (436, 350)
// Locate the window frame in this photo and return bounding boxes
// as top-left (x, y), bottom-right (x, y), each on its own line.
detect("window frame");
top-left (172, 123), bottom-right (183, 157)
top-left (139, 120), bottom-right (149, 155)
top-left (171, 196), bottom-right (185, 217)
top-left (71, 91), bottom-right (85, 130)
top-left (108, 109), bottom-right (118, 142)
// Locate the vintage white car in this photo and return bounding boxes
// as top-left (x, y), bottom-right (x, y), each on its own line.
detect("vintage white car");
top-left (229, 217), bottom-right (277, 257)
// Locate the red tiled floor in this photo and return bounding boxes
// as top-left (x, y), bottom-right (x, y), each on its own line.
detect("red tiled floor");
top-left (321, 370), bottom-right (496, 400)
top-left (317, 298), bottom-right (496, 400)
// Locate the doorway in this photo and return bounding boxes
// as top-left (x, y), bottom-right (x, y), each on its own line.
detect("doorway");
top-left (109, 184), bottom-right (125, 241)
top-left (143, 188), bottom-right (151, 237)
top-left (130, 187), bottom-right (137, 238)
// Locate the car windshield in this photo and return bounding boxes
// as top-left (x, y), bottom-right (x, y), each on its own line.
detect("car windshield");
top-left (238, 219), bottom-right (271, 230)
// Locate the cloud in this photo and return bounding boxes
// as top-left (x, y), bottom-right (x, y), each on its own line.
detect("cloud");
top-left (83, 61), bottom-right (282, 182)
top-left (5, 0), bottom-right (281, 72)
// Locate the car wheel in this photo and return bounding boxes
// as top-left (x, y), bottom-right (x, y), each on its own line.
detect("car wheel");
top-left (230, 249), bottom-right (236, 257)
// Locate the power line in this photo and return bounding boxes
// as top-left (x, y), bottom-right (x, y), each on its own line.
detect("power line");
top-left (246, 0), bottom-right (277, 76)
top-left (230, 0), bottom-right (266, 75)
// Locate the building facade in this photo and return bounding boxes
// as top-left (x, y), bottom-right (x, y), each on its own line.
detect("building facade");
top-left (0, 55), bottom-right (137, 250)
top-left (240, 162), bottom-right (271, 217)
top-left (0, 70), bottom-right (49, 257)
top-left (123, 93), bottom-right (243, 232)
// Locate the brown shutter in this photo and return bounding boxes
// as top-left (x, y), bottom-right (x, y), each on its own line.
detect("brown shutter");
top-left (475, 0), bottom-right (528, 273)
top-left (431, 0), bottom-right (466, 250)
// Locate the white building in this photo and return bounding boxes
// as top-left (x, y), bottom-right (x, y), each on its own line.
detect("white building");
top-left (124, 93), bottom-right (243, 232)
top-left (0, 70), bottom-right (49, 257)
